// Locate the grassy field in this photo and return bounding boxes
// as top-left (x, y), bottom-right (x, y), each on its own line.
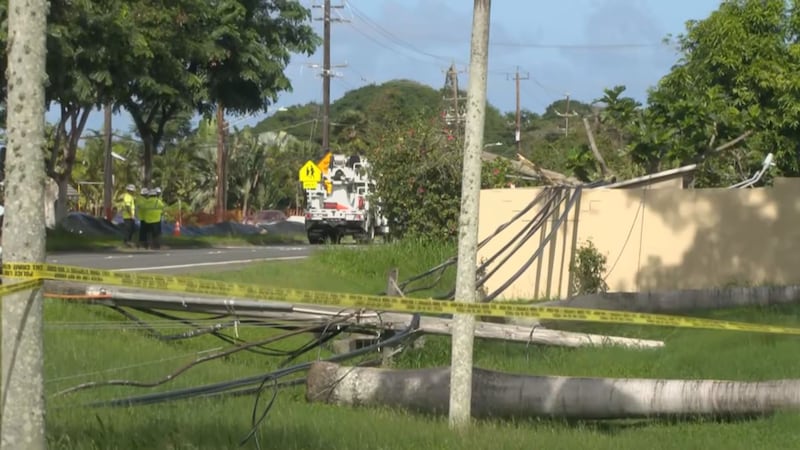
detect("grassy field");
top-left (35, 241), bottom-right (800, 449)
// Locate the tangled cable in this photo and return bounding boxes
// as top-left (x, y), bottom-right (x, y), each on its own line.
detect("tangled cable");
top-left (391, 186), bottom-right (582, 302)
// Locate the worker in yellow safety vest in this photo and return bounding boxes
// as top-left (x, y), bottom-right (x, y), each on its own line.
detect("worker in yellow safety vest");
top-left (142, 189), bottom-right (164, 250)
top-left (137, 188), bottom-right (152, 249)
top-left (121, 184), bottom-right (137, 247)
top-left (148, 187), bottom-right (165, 249)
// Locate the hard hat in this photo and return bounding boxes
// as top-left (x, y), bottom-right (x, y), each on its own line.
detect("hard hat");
top-left (126, 184), bottom-right (135, 192)
top-left (140, 188), bottom-right (149, 195)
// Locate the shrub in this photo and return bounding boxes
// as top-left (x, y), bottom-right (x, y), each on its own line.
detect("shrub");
top-left (570, 239), bottom-right (609, 295)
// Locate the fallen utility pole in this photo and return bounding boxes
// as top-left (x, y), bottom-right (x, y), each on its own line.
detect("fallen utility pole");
top-left (307, 361), bottom-right (800, 420)
top-left (1, 0), bottom-right (50, 447)
top-left (581, 116), bottom-right (611, 178)
top-left (480, 151), bottom-right (581, 186)
top-left (70, 284), bottom-right (664, 349)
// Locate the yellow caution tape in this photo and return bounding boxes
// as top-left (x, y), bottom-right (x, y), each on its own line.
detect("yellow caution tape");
top-left (0, 278), bottom-right (45, 298)
top-left (4, 262), bottom-right (800, 336)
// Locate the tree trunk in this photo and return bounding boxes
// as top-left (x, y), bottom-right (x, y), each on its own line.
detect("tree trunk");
top-left (53, 175), bottom-right (69, 224)
top-left (46, 106), bottom-right (87, 224)
top-left (1, 0), bottom-right (49, 447)
top-left (142, 135), bottom-right (154, 185)
top-left (241, 188), bottom-right (250, 223)
top-left (306, 362), bottom-right (800, 420)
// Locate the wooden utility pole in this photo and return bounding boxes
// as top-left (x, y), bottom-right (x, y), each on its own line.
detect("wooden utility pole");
top-left (450, 0), bottom-right (491, 431)
top-left (322, 0), bottom-right (331, 152)
top-left (582, 116), bottom-right (611, 177)
top-left (442, 63), bottom-right (466, 139)
top-left (1, 0), bottom-right (49, 447)
top-left (555, 93), bottom-right (578, 136)
top-left (508, 67), bottom-right (529, 153)
top-left (103, 103), bottom-right (113, 221)
top-left (215, 102), bottom-right (226, 223)
top-left (313, 0), bottom-right (346, 154)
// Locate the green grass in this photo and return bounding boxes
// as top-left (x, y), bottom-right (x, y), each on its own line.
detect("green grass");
top-left (35, 241), bottom-right (800, 449)
top-left (45, 228), bottom-right (307, 252)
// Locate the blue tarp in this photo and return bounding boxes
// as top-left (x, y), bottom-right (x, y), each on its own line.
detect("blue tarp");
top-left (56, 212), bottom-right (305, 239)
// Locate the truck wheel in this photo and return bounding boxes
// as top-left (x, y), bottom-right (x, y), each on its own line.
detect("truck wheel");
top-left (307, 231), bottom-right (325, 245)
top-left (326, 230), bottom-right (342, 245)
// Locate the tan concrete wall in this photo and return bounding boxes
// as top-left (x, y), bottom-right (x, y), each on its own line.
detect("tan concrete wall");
top-left (478, 178), bottom-right (800, 299)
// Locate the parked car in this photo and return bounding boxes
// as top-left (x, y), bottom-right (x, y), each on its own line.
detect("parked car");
top-left (243, 210), bottom-right (287, 226)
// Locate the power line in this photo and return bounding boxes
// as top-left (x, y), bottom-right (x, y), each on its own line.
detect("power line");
top-left (491, 41), bottom-right (667, 49)
top-left (344, 1), bottom-right (462, 65)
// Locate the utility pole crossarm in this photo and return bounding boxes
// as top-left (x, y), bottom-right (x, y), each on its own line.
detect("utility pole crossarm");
top-left (555, 93), bottom-right (579, 136)
top-left (312, 0), bottom-right (349, 153)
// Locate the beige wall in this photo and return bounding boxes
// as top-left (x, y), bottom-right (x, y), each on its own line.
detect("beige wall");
top-left (478, 178), bottom-right (800, 299)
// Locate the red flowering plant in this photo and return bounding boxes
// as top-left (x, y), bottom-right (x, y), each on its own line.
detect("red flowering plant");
top-left (363, 117), bottom-right (463, 241)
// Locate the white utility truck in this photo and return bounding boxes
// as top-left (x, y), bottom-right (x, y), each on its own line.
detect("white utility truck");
top-left (299, 153), bottom-right (389, 244)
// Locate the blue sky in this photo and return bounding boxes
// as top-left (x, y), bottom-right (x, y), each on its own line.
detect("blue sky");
top-left (51, 0), bottom-right (723, 137)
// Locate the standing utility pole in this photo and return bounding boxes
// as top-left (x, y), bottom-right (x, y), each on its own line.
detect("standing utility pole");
top-left (442, 63), bottom-right (467, 140)
top-left (103, 103), bottom-right (114, 221)
top-left (215, 102), bottom-right (226, 223)
top-left (450, 0), bottom-right (491, 431)
top-left (507, 67), bottom-right (529, 153)
top-left (322, 0), bottom-right (331, 152)
top-left (555, 93), bottom-right (578, 136)
top-left (312, 0), bottom-right (347, 154)
top-left (2, 0), bottom-right (49, 447)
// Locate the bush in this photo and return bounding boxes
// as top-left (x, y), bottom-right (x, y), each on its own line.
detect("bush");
top-left (570, 239), bottom-right (609, 295)
top-left (364, 116), bottom-right (521, 241)
top-left (365, 117), bottom-right (463, 241)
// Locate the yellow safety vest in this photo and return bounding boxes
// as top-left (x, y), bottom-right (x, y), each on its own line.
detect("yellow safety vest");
top-left (144, 198), bottom-right (164, 223)
top-left (136, 196), bottom-right (149, 221)
top-left (122, 193), bottom-right (135, 219)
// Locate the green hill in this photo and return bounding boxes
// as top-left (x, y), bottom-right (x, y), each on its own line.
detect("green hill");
top-left (249, 79), bottom-right (617, 178)
top-left (250, 79), bottom-right (516, 155)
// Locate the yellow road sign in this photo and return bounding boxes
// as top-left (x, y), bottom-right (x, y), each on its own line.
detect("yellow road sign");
top-left (299, 160), bottom-right (322, 189)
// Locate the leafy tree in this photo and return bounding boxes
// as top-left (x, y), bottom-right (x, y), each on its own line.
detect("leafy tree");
top-left (0, 0), bottom-right (135, 219)
top-left (639, 0), bottom-right (800, 186)
top-left (259, 139), bottom-right (317, 210)
top-left (199, 0), bottom-right (319, 139)
top-left (542, 98), bottom-right (593, 120)
top-left (594, 85), bottom-right (642, 152)
top-left (73, 135), bottom-right (142, 214)
top-left (120, 0), bottom-right (319, 185)
top-left (364, 117), bottom-right (463, 241)
top-left (251, 102), bottom-right (321, 140)
top-left (227, 129), bottom-right (270, 216)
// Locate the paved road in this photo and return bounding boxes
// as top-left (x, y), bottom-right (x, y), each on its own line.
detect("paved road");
top-left (46, 245), bottom-right (313, 273)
